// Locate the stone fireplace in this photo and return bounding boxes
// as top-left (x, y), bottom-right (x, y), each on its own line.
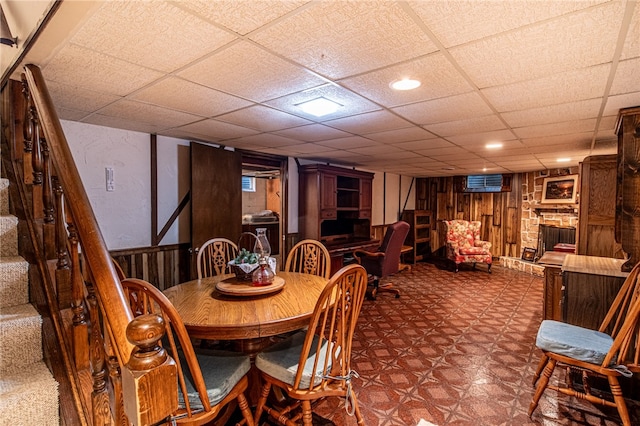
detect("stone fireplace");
top-left (520, 169), bottom-right (579, 258)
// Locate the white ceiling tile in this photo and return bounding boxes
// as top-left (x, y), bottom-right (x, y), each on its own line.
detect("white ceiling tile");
top-left (393, 92), bottom-right (493, 125)
top-left (450, 2), bottom-right (624, 88)
top-left (178, 41), bottom-right (326, 102)
top-left (603, 92), bottom-right (640, 116)
top-left (176, 118), bottom-right (260, 140)
top-left (82, 113), bottom-right (163, 135)
top-left (348, 144), bottom-right (408, 156)
top-left (423, 114), bottom-right (507, 137)
top-left (131, 77), bottom-right (252, 117)
top-left (391, 138), bottom-right (455, 151)
top-left (249, 1), bottom-right (437, 79)
top-left (610, 58), bottom-right (640, 96)
top-left (265, 83), bottom-right (380, 121)
top-left (414, 146), bottom-right (469, 157)
top-left (226, 133), bottom-right (301, 148)
top-left (48, 80), bottom-right (121, 112)
top-left (502, 99), bottom-right (603, 128)
top-left (447, 129), bottom-right (517, 146)
top-left (96, 100), bottom-right (202, 129)
top-left (69, 2), bottom-right (237, 73)
top-left (482, 64), bottom-right (611, 112)
top-left (176, 1), bottom-right (308, 36)
top-left (273, 124), bottom-right (351, 142)
top-left (58, 108), bottom-right (92, 122)
top-left (409, 0), bottom-right (608, 48)
top-left (315, 137), bottom-right (380, 150)
top-left (365, 127), bottom-right (438, 144)
top-left (324, 110), bottom-right (414, 134)
top-left (216, 105), bottom-right (312, 132)
top-left (515, 119), bottom-right (597, 139)
top-left (340, 52), bottom-right (472, 107)
top-left (522, 133), bottom-right (594, 148)
top-left (43, 44), bottom-right (164, 96)
top-left (591, 139), bottom-right (618, 156)
top-left (620, 2), bottom-right (640, 60)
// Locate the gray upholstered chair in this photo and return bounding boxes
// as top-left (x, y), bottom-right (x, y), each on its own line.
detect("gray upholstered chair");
top-left (121, 278), bottom-right (254, 425)
top-left (253, 264), bottom-right (367, 426)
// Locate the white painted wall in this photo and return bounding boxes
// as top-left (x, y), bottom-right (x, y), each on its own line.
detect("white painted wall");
top-left (61, 121), bottom-right (414, 249)
top-left (62, 120), bottom-right (152, 250)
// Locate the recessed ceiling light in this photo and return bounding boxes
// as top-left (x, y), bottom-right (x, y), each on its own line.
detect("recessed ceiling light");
top-left (390, 78), bottom-right (421, 91)
top-left (557, 158), bottom-right (571, 163)
top-left (485, 142), bottom-right (503, 149)
top-left (297, 97), bottom-right (342, 117)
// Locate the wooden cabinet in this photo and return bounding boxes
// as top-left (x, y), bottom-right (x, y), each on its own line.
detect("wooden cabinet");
top-left (562, 255), bottom-right (628, 331)
top-left (401, 210), bottom-right (432, 262)
top-left (299, 164), bottom-right (374, 242)
top-left (615, 106), bottom-right (640, 271)
top-left (538, 251), bottom-right (569, 321)
top-left (577, 155), bottom-right (623, 258)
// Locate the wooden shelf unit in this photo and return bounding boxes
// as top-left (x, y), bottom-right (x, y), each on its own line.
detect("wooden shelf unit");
top-left (401, 210), bottom-right (432, 263)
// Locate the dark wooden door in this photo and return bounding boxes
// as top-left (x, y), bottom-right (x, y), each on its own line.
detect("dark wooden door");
top-left (190, 142), bottom-right (242, 258)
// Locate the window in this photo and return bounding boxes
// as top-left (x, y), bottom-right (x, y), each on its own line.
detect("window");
top-left (454, 174), bottom-right (512, 193)
top-left (467, 174), bottom-right (503, 192)
top-left (242, 176), bottom-right (255, 192)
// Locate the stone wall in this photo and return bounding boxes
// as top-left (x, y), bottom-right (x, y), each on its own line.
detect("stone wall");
top-left (520, 167), bottom-right (580, 253)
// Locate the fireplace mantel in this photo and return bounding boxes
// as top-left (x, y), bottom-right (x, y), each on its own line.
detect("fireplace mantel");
top-left (533, 206), bottom-right (578, 216)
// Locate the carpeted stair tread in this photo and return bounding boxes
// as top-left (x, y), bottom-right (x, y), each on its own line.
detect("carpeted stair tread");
top-left (0, 215), bottom-right (18, 257)
top-left (0, 178), bottom-right (8, 215)
top-left (0, 360), bottom-right (59, 426)
top-left (0, 304), bottom-right (43, 373)
top-left (0, 256), bottom-right (29, 308)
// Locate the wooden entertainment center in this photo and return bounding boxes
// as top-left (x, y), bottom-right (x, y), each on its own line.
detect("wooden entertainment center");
top-left (298, 164), bottom-right (377, 273)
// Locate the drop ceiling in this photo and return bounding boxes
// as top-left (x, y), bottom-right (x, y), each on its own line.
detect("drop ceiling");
top-left (8, 0), bottom-right (640, 177)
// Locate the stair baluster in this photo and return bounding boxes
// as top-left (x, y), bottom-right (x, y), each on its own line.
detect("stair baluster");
top-left (53, 176), bottom-right (72, 307)
top-left (20, 75), bottom-right (34, 184)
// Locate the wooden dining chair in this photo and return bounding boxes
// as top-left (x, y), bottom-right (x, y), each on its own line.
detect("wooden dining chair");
top-left (197, 238), bottom-right (239, 279)
top-left (121, 278), bottom-right (255, 426)
top-left (284, 239), bottom-right (332, 279)
top-left (253, 264), bottom-right (367, 426)
top-left (528, 262), bottom-right (640, 426)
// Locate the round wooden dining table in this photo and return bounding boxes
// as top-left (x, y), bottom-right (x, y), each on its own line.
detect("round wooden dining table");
top-left (163, 271), bottom-right (328, 341)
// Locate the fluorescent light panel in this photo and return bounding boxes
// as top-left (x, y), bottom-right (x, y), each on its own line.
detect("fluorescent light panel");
top-left (297, 97), bottom-right (341, 117)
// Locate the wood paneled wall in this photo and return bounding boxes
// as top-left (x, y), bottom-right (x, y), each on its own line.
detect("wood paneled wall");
top-left (415, 175), bottom-right (522, 258)
top-left (110, 243), bottom-right (191, 290)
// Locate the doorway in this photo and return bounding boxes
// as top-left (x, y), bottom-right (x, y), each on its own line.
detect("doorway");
top-left (240, 152), bottom-right (287, 265)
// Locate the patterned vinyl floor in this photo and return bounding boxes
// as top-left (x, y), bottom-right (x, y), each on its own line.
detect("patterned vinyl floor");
top-left (306, 261), bottom-right (640, 426)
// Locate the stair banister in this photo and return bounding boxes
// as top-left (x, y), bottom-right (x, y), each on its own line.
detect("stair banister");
top-left (23, 63), bottom-right (135, 364)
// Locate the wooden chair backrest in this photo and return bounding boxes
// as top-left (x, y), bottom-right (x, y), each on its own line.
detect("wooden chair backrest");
top-left (196, 238), bottom-right (239, 279)
top-left (599, 262), bottom-right (640, 369)
top-left (121, 278), bottom-right (212, 418)
top-left (292, 264), bottom-right (367, 392)
top-left (284, 239), bottom-right (332, 279)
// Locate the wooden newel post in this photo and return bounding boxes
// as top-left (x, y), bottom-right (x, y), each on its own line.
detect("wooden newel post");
top-left (122, 314), bottom-right (178, 426)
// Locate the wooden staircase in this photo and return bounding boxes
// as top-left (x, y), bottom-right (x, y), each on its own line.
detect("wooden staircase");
top-left (0, 177), bottom-right (59, 425)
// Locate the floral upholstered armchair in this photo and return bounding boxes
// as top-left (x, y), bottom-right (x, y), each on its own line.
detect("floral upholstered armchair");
top-left (444, 220), bottom-right (492, 273)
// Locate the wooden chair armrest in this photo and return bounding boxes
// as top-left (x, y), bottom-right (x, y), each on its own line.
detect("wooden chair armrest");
top-left (353, 250), bottom-right (385, 263)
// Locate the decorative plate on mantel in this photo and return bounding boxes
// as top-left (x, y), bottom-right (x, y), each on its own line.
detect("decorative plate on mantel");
top-left (215, 276), bottom-right (285, 297)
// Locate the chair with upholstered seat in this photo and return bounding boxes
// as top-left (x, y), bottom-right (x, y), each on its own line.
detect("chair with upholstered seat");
top-left (284, 239), bottom-right (332, 279)
top-left (444, 219), bottom-right (492, 273)
top-left (252, 264), bottom-right (367, 426)
top-left (528, 262), bottom-right (640, 426)
top-left (121, 278), bottom-right (255, 426)
top-left (196, 238), bottom-right (239, 279)
top-left (353, 221), bottom-right (410, 299)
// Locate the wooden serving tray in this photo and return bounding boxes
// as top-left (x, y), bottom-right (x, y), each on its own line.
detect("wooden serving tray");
top-left (215, 276), bottom-right (285, 297)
